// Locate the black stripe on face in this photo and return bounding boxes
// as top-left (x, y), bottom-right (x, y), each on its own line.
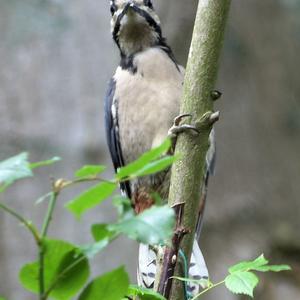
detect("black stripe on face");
top-left (143, 0), bottom-right (153, 9)
top-left (131, 5), bottom-right (162, 38)
top-left (113, 5), bottom-right (130, 46)
top-left (110, 0), bottom-right (117, 15)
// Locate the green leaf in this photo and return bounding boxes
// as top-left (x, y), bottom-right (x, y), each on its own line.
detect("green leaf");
top-left (112, 196), bottom-right (134, 220)
top-left (19, 239), bottom-right (89, 300)
top-left (75, 165), bottom-right (106, 178)
top-left (229, 254), bottom-right (268, 274)
top-left (254, 264), bottom-right (291, 272)
top-left (134, 155), bottom-right (178, 177)
top-left (79, 240), bottom-right (110, 259)
top-left (83, 224), bottom-right (118, 258)
top-left (0, 297), bottom-right (7, 300)
top-left (78, 266), bottom-right (129, 300)
top-left (109, 205), bottom-right (175, 245)
top-left (128, 285), bottom-right (166, 300)
top-left (91, 224), bottom-right (116, 242)
top-left (116, 139), bottom-right (171, 180)
top-left (65, 182), bottom-right (116, 218)
top-left (225, 271), bottom-right (259, 298)
top-left (0, 153), bottom-right (33, 190)
top-left (29, 156), bottom-right (61, 169)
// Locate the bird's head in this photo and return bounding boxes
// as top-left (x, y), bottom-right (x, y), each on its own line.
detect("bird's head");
top-left (110, 0), bottom-right (162, 56)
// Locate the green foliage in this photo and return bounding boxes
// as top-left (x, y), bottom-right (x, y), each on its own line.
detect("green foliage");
top-left (224, 254), bottom-right (291, 298)
top-left (225, 271), bottom-right (259, 297)
top-left (110, 205), bottom-right (175, 245)
top-left (0, 154), bottom-right (60, 192)
top-left (228, 254), bottom-right (291, 274)
top-left (78, 267), bottom-right (129, 300)
top-left (19, 239), bottom-right (89, 300)
top-left (128, 285), bottom-right (167, 300)
top-left (0, 152), bottom-right (33, 191)
top-left (29, 157), bottom-right (61, 170)
top-left (116, 138), bottom-right (172, 180)
top-left (177, 254), bottom-right (291, 300)
top-left (112, 196), bottom-right (135, 220)
top-left (65, 182), bottom-right (117, 218)
top-left (133, 155), bottom-right (178, 178)
top-left (0, 146), bottom-right (291, 300)
top-left (91, 224), bottom-right (114, 242)
top-left (75, 165), bottom-right (106, 178)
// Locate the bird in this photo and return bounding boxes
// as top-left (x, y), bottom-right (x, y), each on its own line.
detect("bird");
top-left (104, 0), bottom-right (216, 296)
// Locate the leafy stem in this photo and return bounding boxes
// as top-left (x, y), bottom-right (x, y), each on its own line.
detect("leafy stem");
top-left (39, 188), bottom-right (59, 300)
top-left (41, 191), bottom-right (59, 237)
top-left (0, 202), bottom-right (40, 244)
top-left (190, 280), bottom-right (225, 300)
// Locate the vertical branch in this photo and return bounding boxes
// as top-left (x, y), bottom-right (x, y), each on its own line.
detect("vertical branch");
top-left (155, 0), bottom-right (231, 299)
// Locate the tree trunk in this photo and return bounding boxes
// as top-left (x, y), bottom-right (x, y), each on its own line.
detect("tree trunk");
top-left (155, 1), bottom-right (231, 299)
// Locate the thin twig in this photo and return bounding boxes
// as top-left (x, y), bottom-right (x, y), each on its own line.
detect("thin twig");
top-left (39, 187), bottom-right (59, 299)
top-left (41, 191), bottom-right (58, 237)
top-left (190, 280), bottom-right (225, 300)
top-left (0, 202), bottom-right (40, 244)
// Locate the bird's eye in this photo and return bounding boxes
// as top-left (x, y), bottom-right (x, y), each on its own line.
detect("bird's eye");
top-left (144, 0), bottom-right (153, 9)
top-left (110, 3), bottom-right (117, 15)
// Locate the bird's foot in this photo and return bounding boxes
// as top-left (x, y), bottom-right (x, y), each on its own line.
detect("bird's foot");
top-left (168, 114), bottom-right (199, 153)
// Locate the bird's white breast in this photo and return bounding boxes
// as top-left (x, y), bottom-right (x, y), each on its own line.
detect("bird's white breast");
top-left (113, 47), bottom-right (184, 164)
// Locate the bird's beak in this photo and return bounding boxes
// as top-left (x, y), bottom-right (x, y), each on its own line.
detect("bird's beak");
top-left (123, 1), bottom-right (138, 15)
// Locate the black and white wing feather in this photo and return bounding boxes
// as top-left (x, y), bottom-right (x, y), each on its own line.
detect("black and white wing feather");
top-left (104, 78), bottom-right (131, 198)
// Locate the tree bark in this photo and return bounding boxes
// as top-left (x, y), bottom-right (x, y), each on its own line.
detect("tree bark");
top-left (155, 0), bottom-right (231, 299)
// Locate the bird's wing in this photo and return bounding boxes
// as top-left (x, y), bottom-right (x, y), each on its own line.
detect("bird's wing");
top-left (104, 78), bottom-right (131, 198)
top-left (195, 128), bottom-right (216, 239)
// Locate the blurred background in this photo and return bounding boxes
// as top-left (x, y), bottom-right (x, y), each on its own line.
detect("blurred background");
top-left (0, 0), bottom-right (299, 299)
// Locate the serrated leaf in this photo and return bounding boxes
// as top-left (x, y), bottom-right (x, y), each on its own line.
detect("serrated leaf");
top-left (0, 153), bottom-right (33, 189)
top-left (128, 285), bottom-right (166, 300)
top-left (78, 266), bottom-right (129, 300)
top-left (19, 239), bottom-right (89, 300)
top-left (66, 182), bottom-right (116, 218)
top-left (225, 271), bottom-right (259, 298)
top-left (29, 157), bottom-right (61, 169)
top-left (75, 165), bottom-right (106, 178)
top-left (229, 254), bottom-right (268, 274)
top-left (254, 264), bottom-right (291, 272)
top-left (116, 139), bottom-right (171, 180)
top-left (109, 205), bottom-right (175, 245)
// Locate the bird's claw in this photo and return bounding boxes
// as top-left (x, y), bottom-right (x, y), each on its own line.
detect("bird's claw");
top-left (168, 114), bottom-right (199, 138)
top-left (168, 124), bottom-right (199, 136)
top-left (168, 114), bottom-right (199, 153)
top-left (173, 113), bottom-right (192, 126)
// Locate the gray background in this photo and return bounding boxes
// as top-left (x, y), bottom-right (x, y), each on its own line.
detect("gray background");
top-left (0, 0), bottom-right (299, 299)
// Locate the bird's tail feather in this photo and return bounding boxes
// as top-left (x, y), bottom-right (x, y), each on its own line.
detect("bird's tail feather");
top-left (137, 240), bottom-right (209, 297)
